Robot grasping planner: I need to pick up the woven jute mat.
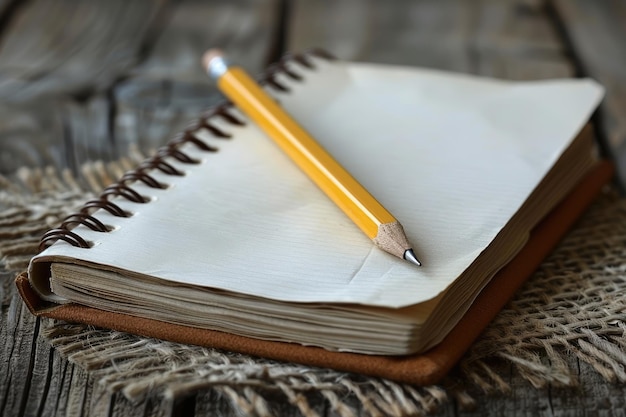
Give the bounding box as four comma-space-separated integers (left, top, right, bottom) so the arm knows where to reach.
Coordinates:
2, 159, 626, 416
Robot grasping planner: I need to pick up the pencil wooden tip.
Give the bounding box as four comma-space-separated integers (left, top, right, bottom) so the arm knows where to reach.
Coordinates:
202, 49, 224, 70
373, 221, 421, 265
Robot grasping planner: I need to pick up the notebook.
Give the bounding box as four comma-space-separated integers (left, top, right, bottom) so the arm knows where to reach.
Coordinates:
17, 50, 613, 385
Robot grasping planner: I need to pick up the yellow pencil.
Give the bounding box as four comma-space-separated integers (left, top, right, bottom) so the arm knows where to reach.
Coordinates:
202, 49, 421, 266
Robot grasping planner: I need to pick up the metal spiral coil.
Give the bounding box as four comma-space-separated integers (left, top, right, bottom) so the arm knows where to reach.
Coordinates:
38, 49, 334, 252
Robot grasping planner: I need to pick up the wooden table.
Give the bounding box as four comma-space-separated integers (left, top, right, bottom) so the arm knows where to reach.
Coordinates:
1, 1, 625, 415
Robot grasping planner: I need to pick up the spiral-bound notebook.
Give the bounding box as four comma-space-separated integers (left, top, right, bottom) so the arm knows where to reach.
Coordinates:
17, 51, 613, 385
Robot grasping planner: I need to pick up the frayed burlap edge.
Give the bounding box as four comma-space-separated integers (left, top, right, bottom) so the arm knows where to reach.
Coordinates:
460, 192, 626, 391
2, 161, 626, 416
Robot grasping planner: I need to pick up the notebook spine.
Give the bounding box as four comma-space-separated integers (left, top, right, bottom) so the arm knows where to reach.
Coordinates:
38, 48, 334, 252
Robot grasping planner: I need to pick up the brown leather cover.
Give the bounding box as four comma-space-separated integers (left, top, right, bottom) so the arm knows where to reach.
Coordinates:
15, 161, 615, 386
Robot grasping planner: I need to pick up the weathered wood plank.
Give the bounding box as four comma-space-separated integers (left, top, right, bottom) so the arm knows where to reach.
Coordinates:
0, 0, 168, 101
133, 0, 279, 82
113, 0, 280, 159
288, 0, 571, 79
0, 293, 41, 417
0, 0, 171, 176
474, 0, 574, 80
288, 0, 475, 72
0, 0, 19, 23
552, 351, 626, 417
476, 55, 573, 80
0, 0, 10, 14
112, 79, 222, 157
140, 396, 172, 417
63, 95, 116, 168
45, 350, 74, 417
62, 365, 93, 417
453, 360, 555, 417
0, 95, 123, 179
552, 0, 626, 187
434, 355, 626, 417
0, 100, 70, 175
194, 390, 245, 417
474, 0, 563, 56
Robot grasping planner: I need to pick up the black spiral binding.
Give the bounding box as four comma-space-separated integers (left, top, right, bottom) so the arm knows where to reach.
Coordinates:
38, 48, 335, 252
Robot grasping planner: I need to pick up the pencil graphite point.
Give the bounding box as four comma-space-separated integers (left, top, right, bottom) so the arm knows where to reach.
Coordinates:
404, 249, 422, 266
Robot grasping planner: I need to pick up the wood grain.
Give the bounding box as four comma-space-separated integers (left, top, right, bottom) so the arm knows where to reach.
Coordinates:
0, 0, 168, 101
474, 0, 573, 80
288, 0, 572, 79
113, 0, 280, 157
0, 100, 69, 174
0, 0, 168, 178
2, 0, 626, 416
133, 0, 279, 82
288, 0, 475, 72
0, 296, 40, 416
552, 0, 626, 188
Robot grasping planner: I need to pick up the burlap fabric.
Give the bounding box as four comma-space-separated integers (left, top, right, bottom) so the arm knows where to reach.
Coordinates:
2, 159, 625, 416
